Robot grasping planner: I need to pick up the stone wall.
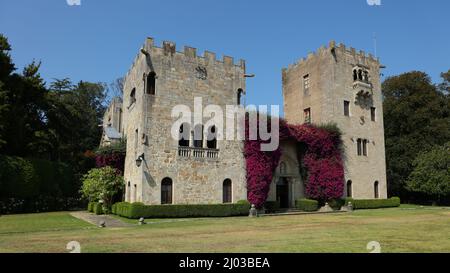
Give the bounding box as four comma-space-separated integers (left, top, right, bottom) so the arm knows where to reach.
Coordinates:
282, 41, 388, 199
122, 38, 247, 204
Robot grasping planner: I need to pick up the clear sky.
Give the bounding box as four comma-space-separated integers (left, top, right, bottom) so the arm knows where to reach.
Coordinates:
1, 0, 449, 113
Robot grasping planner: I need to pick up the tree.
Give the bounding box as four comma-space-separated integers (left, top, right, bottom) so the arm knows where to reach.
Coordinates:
80, 166, 124, 210
45, 79, 107, 176
406, 143, 450, 205
382, 71, 450, 200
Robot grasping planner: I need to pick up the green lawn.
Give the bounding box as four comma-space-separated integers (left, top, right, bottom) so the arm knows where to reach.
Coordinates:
0, 206, 449, 253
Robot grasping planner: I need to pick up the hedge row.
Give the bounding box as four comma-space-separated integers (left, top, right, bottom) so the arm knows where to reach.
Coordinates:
263, 201, 280, 213
112, 201, 251, 219
345, 197, 401, 209
295, 199, 319, 211
0, 155, 77, 198
87, 202, 104, 215
0, 196, 84, 215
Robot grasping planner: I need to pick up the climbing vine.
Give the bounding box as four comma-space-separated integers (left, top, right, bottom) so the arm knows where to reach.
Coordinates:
244, 116, 344, 208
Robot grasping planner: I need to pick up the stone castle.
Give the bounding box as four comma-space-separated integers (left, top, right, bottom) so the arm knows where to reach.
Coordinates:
100, 37, 387, 207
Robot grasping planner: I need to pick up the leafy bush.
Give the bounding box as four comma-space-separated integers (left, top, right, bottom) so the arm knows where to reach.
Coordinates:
328, 198, 345, 210
345, 197, 401, 210
295, 199, 319, 212
406, 143, 450, 204
236, 200, 250, 205
87, 202, 94, 212
113, 202, 251, 219
93, 202, 103, 215
264, 201, 280, 213
80, 166, 124, 209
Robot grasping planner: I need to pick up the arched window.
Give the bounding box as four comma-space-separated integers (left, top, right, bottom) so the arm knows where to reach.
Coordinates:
206, 125, 217, 149
363, 71, 369, 82
237, 88, 243, 105
129, 88, 136, 107
363, 139, 368, 156
353, 69, 358, 81
374, 181, 379, 199
193, 124, 203, 148
346, 180, 352, 198
179, 123, 190, 147
134, 129, 138, 155
357, 138, 362, 156
161, 178, 173, 204
223, 179, 232, 203
127, 181, 131, 202
146, 72, 156, 95
358, 69, 363, 81
279, 162, 287, 174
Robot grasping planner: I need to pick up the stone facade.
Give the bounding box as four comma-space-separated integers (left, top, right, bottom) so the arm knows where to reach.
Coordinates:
107, 38, 389, 207
282, 41, 388, 199
100, 97, 123, 147
121, 38, 247, 204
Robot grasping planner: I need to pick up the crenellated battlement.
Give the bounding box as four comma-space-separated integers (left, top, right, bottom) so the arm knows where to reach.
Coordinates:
285, 40, 379, 72
125, 37, 245, 78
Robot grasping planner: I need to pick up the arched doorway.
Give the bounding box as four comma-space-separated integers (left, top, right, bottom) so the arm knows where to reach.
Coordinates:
276, 177, 290, 209
161, 177, 173, 204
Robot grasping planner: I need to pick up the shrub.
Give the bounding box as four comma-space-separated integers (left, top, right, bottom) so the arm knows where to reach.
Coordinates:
264, 201, 280, 213
111, 203, 117, 214
345, 197, 401, 210
80, 166, 124, 209
113, 202, 251, 219
328, 198, 345, 210
295, 199, 319, 212
236, 200, 250, 205
93, 202, 103, 215
87, 202, 94, 212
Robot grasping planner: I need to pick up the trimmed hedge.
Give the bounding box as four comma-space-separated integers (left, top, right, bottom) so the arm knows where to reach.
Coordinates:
0, 197, 84, 215
328, 198, 345, 210
264, 201, 280, 213
113, 201, 251, 219
0, 155, 76, 198
345, 197, 401, 210
295, 199, 319, 212
87, 202, 94, 213
93, 202, 103, 215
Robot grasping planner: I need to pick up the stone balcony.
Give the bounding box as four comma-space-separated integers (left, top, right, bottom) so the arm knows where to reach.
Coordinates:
353, 80, 373, 90
178, 146, 219, 159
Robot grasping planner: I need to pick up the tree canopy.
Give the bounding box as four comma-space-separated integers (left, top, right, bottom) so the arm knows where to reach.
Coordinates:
382, 70, 450, 202
406, 142, 450, 204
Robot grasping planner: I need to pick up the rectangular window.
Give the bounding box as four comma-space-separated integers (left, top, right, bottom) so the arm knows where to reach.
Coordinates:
363, 139, 368, 156
134, 129, 138, 157
304, 108, 311, 124
357, 138, 362, 156
344, 100, 350, 117
303, 74, 310, 95
371, 107, 376, 122
146, 72, 156, 95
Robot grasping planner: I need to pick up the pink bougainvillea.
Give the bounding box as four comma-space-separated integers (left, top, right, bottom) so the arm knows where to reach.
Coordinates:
95, 152, 125, 175
245, 116, 344, 208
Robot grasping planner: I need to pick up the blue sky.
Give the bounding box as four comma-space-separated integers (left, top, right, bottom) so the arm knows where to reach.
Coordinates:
1, 0, 449, 113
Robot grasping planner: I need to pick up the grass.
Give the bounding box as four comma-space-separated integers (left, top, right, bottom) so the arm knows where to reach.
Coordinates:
0, 206, 449, 253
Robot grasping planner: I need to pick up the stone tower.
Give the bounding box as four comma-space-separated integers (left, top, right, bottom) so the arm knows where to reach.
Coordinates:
282, 41, 387, 199
122, 38, 247, 205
